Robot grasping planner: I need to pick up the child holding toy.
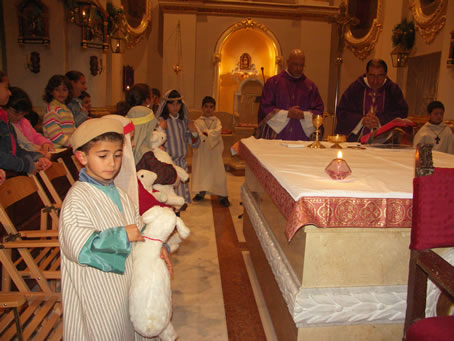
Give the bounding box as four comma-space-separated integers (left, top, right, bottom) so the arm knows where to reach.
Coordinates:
59, 117, 171, 340
155, 89, 200, 203
192, 96, 230, 207
42, 74, 75, 148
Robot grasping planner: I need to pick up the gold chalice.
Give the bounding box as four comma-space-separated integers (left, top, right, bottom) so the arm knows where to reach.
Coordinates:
308, 114, 325, 149
328, 134, 347, 149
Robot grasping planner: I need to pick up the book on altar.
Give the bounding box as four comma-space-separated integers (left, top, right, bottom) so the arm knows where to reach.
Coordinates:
360, 118, 416, 144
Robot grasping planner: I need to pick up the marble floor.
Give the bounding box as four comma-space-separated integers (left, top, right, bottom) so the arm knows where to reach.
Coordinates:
171, 173, 278, 341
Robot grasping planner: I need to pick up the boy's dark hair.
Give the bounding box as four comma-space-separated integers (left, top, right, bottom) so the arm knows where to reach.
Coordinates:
151, 88, 161, 98
115, 101, 129, 116
366, 59, 388, 74
65, 70, 85, 82
77, 132, 124, 153
202, 96, 216, 107
43, 74, 72, 104
126, 83, 151, 108
427, 100, 445, 114
79, 91, 90, 100
160, 90, 184, 120
6, 87, 33, 113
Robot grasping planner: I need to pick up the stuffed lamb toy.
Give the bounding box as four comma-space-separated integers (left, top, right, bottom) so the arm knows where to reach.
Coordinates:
149, 130, 189, 182
137, 169, 186, 252
129, 206, 190, 340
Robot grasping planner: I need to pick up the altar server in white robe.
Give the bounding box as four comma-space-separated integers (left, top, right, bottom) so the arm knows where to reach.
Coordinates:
191, 96, 230, 207
414, 101, 454, 154
59, 118, 151, 340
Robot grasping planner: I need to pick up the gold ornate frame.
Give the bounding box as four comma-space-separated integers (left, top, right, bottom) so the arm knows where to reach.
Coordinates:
409, 0, 447, 44
121, 0, 152, 48
344, 0, 383, 60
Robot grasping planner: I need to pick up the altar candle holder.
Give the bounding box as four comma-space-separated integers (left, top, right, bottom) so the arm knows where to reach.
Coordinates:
325, 151, 352, 180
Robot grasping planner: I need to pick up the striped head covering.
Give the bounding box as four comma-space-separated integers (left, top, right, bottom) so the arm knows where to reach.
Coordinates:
126, 105, 157, 164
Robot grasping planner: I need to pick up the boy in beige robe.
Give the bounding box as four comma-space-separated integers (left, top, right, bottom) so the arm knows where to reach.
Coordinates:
191, 96, 230, 207
414, 101, 454, 155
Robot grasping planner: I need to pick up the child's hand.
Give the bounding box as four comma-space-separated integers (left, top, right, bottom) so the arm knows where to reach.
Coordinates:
37, 157, 52, 171
160, 246, 173, 277
187, 120, 197, 133
125, 224, 145, 242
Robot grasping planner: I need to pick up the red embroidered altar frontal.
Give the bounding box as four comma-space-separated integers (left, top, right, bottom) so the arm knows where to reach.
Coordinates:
239, 140, 413, 241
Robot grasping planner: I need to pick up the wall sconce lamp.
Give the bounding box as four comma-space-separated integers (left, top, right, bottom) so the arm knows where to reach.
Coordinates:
89, 56, 102, 76
123, 65, 134, 91
26, 51, 40, 73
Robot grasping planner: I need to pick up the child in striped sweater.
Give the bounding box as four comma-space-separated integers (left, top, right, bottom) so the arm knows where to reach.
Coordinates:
42, 75, 75, 148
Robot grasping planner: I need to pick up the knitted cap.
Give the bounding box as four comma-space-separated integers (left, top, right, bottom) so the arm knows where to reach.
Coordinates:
70, 118, 124, 152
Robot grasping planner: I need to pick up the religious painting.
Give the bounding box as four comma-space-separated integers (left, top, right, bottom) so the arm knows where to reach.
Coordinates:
409, 0, 447, 44
81, 7, 108, 50
17, 0, 50, 45
121, 0, 151, 47
344, 0, 383, 60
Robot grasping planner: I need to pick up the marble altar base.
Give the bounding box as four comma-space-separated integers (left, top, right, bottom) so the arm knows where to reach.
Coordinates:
242, 167, 411, 341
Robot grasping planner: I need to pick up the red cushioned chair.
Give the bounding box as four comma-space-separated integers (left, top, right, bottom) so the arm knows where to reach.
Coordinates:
403, 145, 454, 341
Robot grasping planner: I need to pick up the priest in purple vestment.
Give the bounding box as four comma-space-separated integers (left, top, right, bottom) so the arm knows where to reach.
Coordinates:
256, 49, 324, 141
335, 59, 408, 142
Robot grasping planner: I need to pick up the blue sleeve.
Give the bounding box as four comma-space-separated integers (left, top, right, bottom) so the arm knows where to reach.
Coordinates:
78, 226, 131, 274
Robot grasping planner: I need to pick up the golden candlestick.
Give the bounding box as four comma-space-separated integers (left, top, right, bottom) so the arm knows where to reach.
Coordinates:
308, 114, 326, 149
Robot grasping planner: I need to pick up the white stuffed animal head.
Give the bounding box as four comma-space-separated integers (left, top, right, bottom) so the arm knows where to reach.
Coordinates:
149, 130, 167, 150
137, 169, 158, 193
142, 206, 190, 242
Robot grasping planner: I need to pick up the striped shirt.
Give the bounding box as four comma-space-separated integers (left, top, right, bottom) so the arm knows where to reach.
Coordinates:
43, 99, 75, 148
164, 116, 200, 202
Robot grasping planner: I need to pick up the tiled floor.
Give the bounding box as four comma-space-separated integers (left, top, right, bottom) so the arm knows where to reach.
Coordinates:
171, 173, 278, 341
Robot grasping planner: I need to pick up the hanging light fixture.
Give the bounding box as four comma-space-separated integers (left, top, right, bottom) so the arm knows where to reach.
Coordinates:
110, 24, 126, 54
172, 21, 183, 74
391, 45, 410, 68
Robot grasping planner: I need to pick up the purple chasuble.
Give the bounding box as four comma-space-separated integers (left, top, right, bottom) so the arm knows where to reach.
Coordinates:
257, 71, 324, 141
335, 75, 408, 142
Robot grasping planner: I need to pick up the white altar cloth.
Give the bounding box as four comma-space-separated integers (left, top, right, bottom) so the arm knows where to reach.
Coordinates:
241, 137, 454, 201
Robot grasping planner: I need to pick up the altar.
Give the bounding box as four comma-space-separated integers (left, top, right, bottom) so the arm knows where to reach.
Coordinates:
239, 137, 454, 341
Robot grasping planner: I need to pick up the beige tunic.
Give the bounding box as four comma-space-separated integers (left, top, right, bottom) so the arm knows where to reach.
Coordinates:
414, 122, 454, 154
59, 182, 152, 340
192, 116, 228, 196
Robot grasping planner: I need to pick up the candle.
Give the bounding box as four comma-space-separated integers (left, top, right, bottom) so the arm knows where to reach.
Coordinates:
325, 151, 352, 180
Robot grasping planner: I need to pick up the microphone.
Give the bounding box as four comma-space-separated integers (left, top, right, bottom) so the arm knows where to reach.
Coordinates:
261, 67, 265, 83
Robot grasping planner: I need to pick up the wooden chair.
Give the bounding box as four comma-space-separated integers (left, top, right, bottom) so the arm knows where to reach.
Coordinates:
0, 176, 62, 340
33, 161, 74, 209
403, 144, 454, 341
0, 176, 61, 289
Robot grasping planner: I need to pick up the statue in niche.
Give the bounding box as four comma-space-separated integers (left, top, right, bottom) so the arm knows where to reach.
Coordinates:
240, 53, 251, 70
231, 53, 257, 80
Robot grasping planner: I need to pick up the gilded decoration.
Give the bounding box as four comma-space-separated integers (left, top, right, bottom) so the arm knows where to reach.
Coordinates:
121, 0, 152, 47
344, 0, 383, 60
409, 0, 447, 44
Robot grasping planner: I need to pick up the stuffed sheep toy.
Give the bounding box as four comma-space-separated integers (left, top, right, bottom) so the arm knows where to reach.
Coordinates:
137, 169, 187, 252
149, 130, 189, 182
129, 206, 190, 340
137, 169, 185, 211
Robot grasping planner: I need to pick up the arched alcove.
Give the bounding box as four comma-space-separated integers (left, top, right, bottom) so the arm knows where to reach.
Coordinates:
212, 18, 282, 113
